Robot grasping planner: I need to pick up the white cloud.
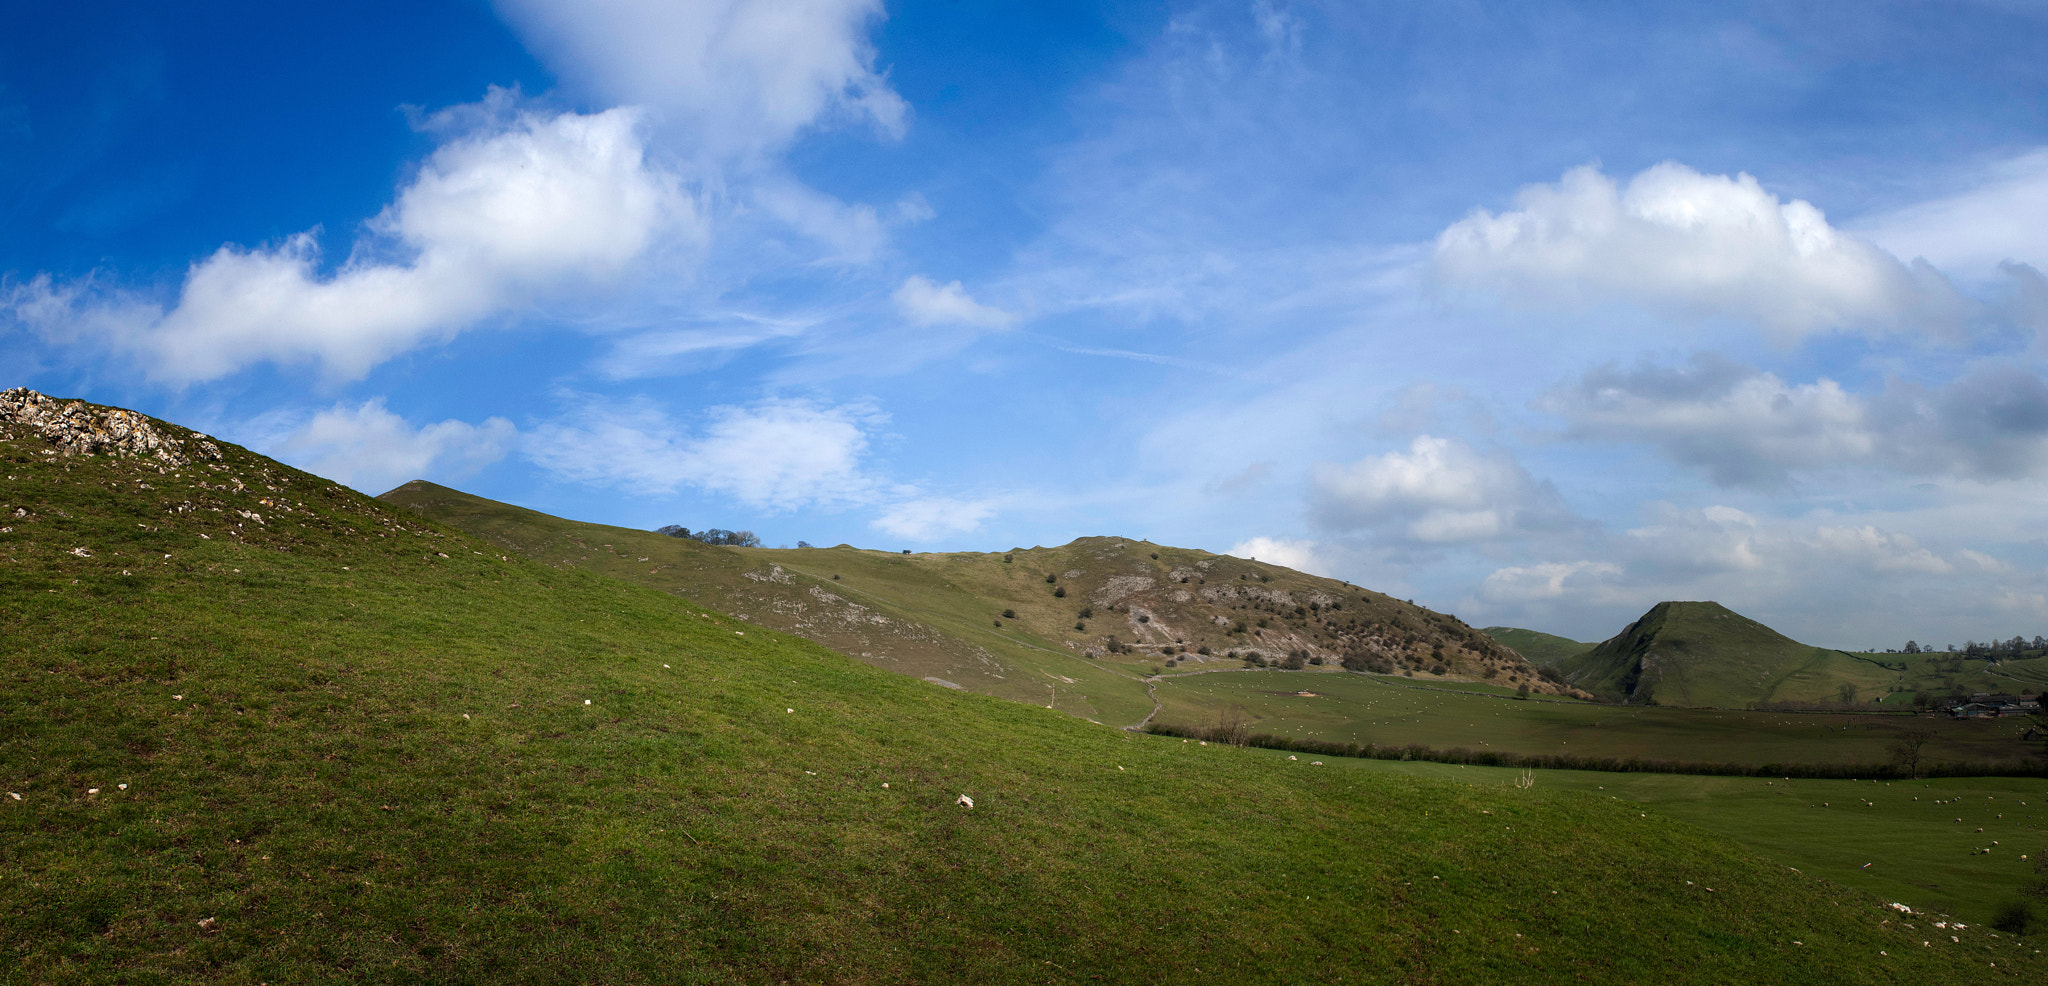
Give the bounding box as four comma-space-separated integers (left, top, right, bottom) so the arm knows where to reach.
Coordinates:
14, 95, 690, 383
1433, 161, 1966, 338
493, 0, 906, 162
1545, 354, 2048, 485
1310, 435, 1574, 543
1225, 536, 1329, 576
1859, 148, 2048, 278
250, 400, 514, 494
1477, 561, 1622, 604
871, 497, 997, 541
1541, 354, 1874, 488
524, 396, 879, 510
1621, 504, 1959, 579
891, 276, 1017, 329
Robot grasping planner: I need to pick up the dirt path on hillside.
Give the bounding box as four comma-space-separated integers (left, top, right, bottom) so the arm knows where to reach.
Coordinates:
1126, 677, 1163, 732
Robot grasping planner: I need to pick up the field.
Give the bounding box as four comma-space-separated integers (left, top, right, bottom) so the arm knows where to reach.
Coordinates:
11, 409, 2041, 982
1325, 756, 2047, 927
1150, 669, 2040, 768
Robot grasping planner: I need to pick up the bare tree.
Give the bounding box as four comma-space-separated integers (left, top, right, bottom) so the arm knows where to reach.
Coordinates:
1888, 726, 1936, 779
1213, 704, 1251, 747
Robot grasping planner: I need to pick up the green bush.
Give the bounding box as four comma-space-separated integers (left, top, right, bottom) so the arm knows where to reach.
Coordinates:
1992, 900, 2038, 936
1002, 608, 1016, 619
1053, 586, 1066, 598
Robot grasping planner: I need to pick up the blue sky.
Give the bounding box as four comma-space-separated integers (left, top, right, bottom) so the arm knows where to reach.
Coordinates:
9, 1, 2048, 648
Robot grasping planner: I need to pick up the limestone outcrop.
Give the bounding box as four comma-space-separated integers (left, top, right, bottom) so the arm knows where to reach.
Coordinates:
0, 388, 220, 468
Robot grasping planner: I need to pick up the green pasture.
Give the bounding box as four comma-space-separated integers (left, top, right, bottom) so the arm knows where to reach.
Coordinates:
1326, 756, 2047, 927
1152, 669, 2039, 767
12, 425, 2038, 982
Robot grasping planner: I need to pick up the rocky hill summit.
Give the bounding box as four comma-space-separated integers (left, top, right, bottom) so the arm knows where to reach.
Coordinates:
0, 387, 222, 469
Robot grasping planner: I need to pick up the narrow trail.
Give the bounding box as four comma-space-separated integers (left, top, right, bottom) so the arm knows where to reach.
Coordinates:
1126, 677, 1163, 731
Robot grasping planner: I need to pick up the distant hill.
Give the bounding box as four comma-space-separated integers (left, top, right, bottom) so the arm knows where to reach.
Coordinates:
1552, 601, 1903, 707
1480, 626, 1594, 667
379, 480, 1589, 722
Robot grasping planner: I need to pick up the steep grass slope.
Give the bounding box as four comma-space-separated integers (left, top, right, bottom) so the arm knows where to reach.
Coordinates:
1557, 601, 1905, 707
1, 392, 2032, 983
381, 481, 1588, 720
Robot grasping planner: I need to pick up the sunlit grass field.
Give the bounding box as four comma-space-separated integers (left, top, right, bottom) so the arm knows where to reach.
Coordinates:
1316, 756, 2047, 926
1151, 669, 2037, 767
3, 406, 2042, 982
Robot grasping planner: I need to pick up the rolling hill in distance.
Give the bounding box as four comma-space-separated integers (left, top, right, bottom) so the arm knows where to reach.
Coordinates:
2, 390, 2042, 983
1484, 602, 2048, 709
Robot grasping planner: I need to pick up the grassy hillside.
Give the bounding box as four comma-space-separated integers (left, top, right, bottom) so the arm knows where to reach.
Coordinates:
1480, 627, 1593, 667
1337, 760, 2048, 929
3, 392, 2036, 982
1558, 601, 1908, 707
380, 480, 1589, 723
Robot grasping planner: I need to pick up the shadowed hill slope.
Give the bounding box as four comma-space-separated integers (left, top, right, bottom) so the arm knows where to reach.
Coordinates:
380, 480, 1591, 722
2, 390, 2028, 983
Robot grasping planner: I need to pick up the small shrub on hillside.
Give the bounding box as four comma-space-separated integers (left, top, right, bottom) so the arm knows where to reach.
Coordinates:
1991, 900, 2037, 936
993, 619, 1003, 627
1308, 656, 1324, 665
1150, 552, 1159, 559
1074, 621, 1086, 631
1053, 586, 1066, 598
1538, 666, 1565, 685
1138, 614, 1150, 623
1484, 666, 1499, 679
1430, 664, 1447, 676
1045, 573, 1056, 583
1002, 609, 1016, 619
1282, 654, 1306, 671
1078, 606, 1094, 619
1197, 645, 1211, 655
1004, 554, 1013, 563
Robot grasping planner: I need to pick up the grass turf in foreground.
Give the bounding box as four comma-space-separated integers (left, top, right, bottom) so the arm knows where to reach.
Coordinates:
1326, 759, 2048, 928
0, 428, 2036, 983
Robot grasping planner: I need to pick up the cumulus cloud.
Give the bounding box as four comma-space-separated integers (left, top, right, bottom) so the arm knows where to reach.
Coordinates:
891, 276, 1017, 329
1541, 354, 1874, 488
493, 0, 906, 162
525, 396, 880, 510
1622, 504, 1956, 579
1433, 161, 1966, 338
1310, 435, 1575, 543
1545, 354, 2048, 485
1477, 561, 1622, 604
12, 95, 690, 383
250, 400, 514, 494
1225, 536, 1329, 576
872, 497, 997, 541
